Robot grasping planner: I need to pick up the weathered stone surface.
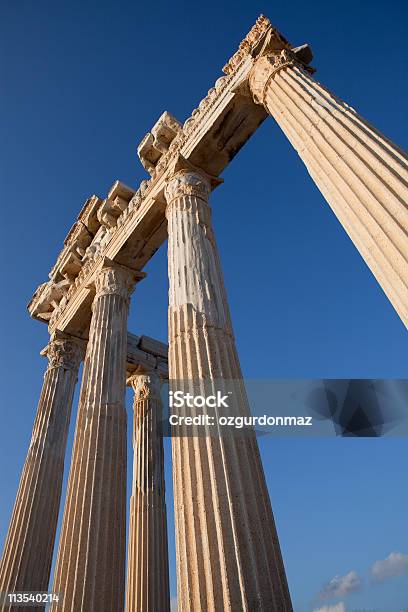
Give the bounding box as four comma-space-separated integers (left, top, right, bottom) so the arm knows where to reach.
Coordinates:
28, 14, 407, 335
126, 333, 168, 379
138, 112, 183, 175
10, 14, 407, 612
0, 334, 83, 612
164, 168, 292, 611
249, 48, 408, 327
126, 370, 170, 612
27, 18, 274, 338
51, 263, 144, 612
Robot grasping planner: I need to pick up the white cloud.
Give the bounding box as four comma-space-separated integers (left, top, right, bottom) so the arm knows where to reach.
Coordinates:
314, 603, 346, 612
319, 570, 361, 600
371, 551, 408, 582
170, 597, 178, 612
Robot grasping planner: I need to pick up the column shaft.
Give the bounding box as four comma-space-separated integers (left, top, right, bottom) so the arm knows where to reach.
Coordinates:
0, 336, 82, 612
165, 170, 292, 611
249, 50, 408, 327
125, 372, 170, 612
51, 263, 141, 612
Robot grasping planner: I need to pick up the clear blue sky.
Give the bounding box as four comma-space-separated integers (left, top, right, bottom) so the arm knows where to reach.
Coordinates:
1, 1, 407, 611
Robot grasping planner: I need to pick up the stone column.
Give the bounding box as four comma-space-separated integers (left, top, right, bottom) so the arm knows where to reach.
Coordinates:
249, 49, 408, 327
125, 371, 170, 612
51, 262, 143, 612
164, 169, 292, 611
0, 334, 83, 611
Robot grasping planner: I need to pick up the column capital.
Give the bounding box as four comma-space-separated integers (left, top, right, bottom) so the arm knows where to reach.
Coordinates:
249, 49, 299, 105
164, 169, 211, 205
127, 370, 162, 402
41, 332, 85, 372
93, 259, 146, 301
164, 155, 222, 208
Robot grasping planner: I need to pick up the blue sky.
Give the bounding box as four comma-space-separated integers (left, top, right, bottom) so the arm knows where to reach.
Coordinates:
1, 1, 407, 610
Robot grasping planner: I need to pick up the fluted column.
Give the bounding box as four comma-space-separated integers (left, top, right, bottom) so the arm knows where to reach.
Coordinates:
165, 169, 292, 611
249, 49, 408, 327
51, 261, 143, 612
125, 371, 170, 612
0, 333, 83, 611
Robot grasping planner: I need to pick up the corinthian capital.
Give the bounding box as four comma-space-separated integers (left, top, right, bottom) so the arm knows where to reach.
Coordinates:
128, 371, 162, 402
249, 49, 298, 105
164, 170, 211, 205
43, 335, 84, 372
94, 260, 145, 301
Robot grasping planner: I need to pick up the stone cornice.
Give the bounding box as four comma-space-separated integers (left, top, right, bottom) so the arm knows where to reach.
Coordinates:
222, 15, 290, 75
28, 15, 306, 338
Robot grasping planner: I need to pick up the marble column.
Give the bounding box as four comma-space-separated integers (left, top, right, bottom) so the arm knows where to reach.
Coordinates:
249, 49, 408, 327
0, 334, 83, 611
125, 371, 170, 612
51, 262, 144, 612
164, 169, 292, 611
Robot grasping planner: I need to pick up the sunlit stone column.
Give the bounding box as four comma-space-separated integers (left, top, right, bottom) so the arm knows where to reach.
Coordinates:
249, 49, 408, 327
51, 261, 143, 612
0, 333, 83, 611
164, 169, 292, 611
125, 370, 170, 612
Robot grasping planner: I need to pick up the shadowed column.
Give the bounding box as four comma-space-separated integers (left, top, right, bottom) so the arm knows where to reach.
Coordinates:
0, 334, 83, 612
125, 370, 170, 612
51, 261, 144, 612
164, 168, 292, 611
249, 48, 408, 327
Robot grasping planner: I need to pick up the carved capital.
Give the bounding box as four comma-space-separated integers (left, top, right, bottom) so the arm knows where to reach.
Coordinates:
128, 371, 162, 402
43, 336, 84, 372
94, 261, 145, 301
164, 170, 211, 206
249, 49, 297, 105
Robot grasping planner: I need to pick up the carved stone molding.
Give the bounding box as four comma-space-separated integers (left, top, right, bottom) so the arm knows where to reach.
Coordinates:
138, 112, 183, 175
249, 49, 298, 105
222, 14, 272, 75
93, 261, 145, 301
128, 371, 162, 402
43, 336, 84, 372
28, 16, 271, 335
164, 170, 211, 206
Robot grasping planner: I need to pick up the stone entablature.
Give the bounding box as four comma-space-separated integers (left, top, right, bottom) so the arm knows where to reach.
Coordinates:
137, 111, 183, 174
27, 15, 314, 338
3, 12, 408, 612
126, 333, 168, 379
222, 14, 288, 75
28, 183, 137, 324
